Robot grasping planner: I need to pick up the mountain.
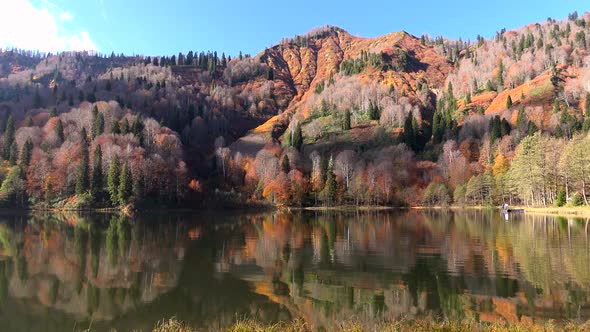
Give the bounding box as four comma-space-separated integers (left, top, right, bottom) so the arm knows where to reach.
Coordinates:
0, 11, 589, 209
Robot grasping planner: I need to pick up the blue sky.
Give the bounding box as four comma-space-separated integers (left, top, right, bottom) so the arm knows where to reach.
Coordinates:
0, 0, 587, 57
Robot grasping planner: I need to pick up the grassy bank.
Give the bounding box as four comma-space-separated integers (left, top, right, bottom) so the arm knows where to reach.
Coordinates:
148, 318, 590, 332
519, 206, 590, 218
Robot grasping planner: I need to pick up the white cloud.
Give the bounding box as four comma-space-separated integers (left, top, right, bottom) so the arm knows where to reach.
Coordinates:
0, 0, 97, 52
59, 11, 73, 21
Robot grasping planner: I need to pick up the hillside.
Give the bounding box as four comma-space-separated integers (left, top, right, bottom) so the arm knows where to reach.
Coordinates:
0, 12, 589, 209
233, 27, 453, 154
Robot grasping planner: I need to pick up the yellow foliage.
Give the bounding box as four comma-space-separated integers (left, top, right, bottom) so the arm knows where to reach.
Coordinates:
492, 154, 509, 177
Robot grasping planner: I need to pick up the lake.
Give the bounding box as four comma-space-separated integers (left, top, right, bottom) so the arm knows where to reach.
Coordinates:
0, 209, 588, 331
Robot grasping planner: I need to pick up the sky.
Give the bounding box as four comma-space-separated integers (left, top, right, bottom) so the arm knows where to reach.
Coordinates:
0, 0, 588, 57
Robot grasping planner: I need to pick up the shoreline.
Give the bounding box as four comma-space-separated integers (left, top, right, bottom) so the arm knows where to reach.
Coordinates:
3, 204, 590, 218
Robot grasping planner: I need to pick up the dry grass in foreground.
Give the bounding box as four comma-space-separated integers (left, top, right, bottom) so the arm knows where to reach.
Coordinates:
150, 317, 590, 332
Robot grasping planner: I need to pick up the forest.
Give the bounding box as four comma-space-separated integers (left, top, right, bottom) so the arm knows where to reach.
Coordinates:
0, 12, 590, 209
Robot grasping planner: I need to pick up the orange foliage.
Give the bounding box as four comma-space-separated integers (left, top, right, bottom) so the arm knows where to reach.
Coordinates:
262, 173, 290, 204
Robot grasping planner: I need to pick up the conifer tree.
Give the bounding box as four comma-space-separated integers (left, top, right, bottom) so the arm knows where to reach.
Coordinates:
325, 156, 337, 204
120, 118, 129, 135
75, 130, 90, 195
107, 155, 120, 206
403, 113, 416, 150
24, 115, 33, 127
292, 124, 303, 150
281, 155, 291, 174
586, 93, 590, 117
91, 145, 103, 198
343, 109, 351, 130
8, 141, 18, 166
506, 95, 513, 109
55, 119, 64, 144
132, 115, 144, 144
118, 162, 133, 205
21, 138, 33, 167
110, 120, 120, 134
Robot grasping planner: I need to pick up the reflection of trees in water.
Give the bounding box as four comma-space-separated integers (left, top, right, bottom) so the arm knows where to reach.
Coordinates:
218, 210, 590, 327
0, 212, 189, 331
0, 211, 291, 332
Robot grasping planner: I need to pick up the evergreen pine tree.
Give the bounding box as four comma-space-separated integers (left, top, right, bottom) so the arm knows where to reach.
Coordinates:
91, 145, 103, 198
432, 111, 443, 143
8, 141, 18, 165
325, 156, 337, 204
110, 120, 120, 134
55, 119, 64, 144
292, 124, 303, 150
21, 138, 33, 167
24, 115, 33, 127
506, 95, 513, 109
120, 118, 129, 135
585, 93, 590, 117
75, 130, 90, 195
343, 109, 351, 130
281, 155, 290, 174
107, 155, 120, 206
516, 107, 527, 128
117, 162, 133, 205
497, 60, 505, 89
49, 107, 57, 118
403, 114, 416, 150
553, 99, 560, 113
93, 113, 104, 138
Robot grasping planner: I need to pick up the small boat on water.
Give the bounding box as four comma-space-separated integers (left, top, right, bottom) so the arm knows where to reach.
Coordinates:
503, 208, 525, 213
500, 204, 525, 214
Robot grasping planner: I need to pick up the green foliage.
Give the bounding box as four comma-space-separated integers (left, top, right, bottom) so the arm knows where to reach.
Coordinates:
585, 93, 590, 117
516, 107, 527, 128
422, 182, 451, 206
75, 132, 90, 195
55, 119, 64, 144
403, 113, 417, 150
324, 156, 337, 204
24, 115, 33, 127
281, 155, 290, 174
339, 50, 387, 75
506, 95, 513, 109
8, 142, 18, 166
291, 123, 303, 151
367, 101, 381, 121
342, 109, 351, 130
132, 115, 144, 144
91, 145, 103, 199
555, 189, 566, 207
453, 184, 467, 206
20, 138, 33, 167
0, 166, 24, 205
110, 120, 120, 134
118, 162, 133, 205
91, 106, 105, 138
572, 193, 585, 207
314, 81, 325, 94
107, 155, 120, 206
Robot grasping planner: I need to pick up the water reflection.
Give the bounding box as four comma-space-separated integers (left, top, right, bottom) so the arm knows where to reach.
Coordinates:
217, 210, 590, 328
0, 210, 588, 330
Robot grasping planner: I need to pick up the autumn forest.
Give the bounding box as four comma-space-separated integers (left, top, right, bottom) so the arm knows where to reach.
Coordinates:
1, 12, 590, 210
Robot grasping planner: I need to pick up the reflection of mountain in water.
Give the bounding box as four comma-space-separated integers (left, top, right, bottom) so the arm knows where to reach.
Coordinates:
0, 212, 290, 332
216, 211, 590, 329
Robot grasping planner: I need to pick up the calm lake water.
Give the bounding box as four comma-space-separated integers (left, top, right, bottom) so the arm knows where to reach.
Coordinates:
0, 210, 589, 331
